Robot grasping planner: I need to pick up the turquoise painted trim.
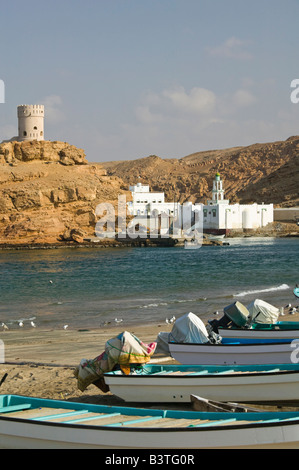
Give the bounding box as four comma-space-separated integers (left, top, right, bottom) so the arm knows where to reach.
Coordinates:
31, 409, 89, 421
0, 404, 31, 413
191, 418, 237, 427
65, 412, 121, 424
105, 363, 299, 377
105, 416, 164, 427
2, 395, 299, 427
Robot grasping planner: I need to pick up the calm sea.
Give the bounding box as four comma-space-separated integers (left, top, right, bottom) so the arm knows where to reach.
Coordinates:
0, 237, 298, 330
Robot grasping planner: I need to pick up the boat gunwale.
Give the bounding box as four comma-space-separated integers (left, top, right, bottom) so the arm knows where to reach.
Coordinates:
168, 340, 295, 347
104, 368, 299, 379
218, 326, 299, 333
2, 413, 299, 434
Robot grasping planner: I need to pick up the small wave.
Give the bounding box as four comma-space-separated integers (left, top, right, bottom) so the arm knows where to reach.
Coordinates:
234, 284, 290, 298
140, 302, 168, 309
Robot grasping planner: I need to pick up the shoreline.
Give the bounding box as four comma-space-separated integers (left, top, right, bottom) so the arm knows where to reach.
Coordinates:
0, 231, 298, 251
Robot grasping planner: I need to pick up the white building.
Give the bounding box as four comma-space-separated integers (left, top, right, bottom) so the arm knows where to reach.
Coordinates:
197, 172, 273, 233
128, 183, 180, 217
17, 104, 44, 142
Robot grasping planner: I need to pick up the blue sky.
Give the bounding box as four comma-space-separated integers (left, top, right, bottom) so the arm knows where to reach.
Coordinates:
0, 0, 299, 162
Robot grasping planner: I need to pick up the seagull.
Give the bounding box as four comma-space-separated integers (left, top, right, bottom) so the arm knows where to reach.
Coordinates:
114, 318, 123, 323
30, 321, 36, 328
18, 321, 24, 327
1, 322, 9, 330
63, 325, 69, 330
286, 304, 292, 308
166, 316, 176, 324
290, 308, 297, 315
49, 280, 53, 284
213, 311, 220, 316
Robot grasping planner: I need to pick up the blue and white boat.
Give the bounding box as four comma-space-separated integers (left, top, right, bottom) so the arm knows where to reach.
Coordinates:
2, 394, 299, 448
209, 299, 299, 340
104, 363, 299, 405
168, 337, 298, 365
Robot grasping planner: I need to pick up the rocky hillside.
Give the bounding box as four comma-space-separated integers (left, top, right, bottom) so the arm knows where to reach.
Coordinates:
102, 136, 299, 207
0, 141, 129, 245
0, 136, 298, 246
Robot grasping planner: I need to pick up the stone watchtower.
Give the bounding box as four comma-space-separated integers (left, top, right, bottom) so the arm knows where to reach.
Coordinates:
17, 104, 44, 142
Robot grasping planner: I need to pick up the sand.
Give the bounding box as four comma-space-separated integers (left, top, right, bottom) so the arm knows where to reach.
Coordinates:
0, 322, 175, 405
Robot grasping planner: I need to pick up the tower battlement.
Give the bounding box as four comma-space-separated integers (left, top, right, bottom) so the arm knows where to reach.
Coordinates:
17, 104, 44, 141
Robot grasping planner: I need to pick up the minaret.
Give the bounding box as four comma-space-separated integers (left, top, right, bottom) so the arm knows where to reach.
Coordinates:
212, 172, 224, 203
17, 104, 44, 142
207, 172, 229, 205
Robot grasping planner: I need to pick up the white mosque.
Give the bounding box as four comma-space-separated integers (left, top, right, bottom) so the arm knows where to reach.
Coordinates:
128, 173, 273, 234
198, 172, 273, 233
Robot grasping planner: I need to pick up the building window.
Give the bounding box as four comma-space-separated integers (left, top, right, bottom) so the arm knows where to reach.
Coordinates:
33, 126, 37, 130
212, 209, 217, 217
203, 209, 207, 217
23, 131, 27, 136
40, 131, 43, 136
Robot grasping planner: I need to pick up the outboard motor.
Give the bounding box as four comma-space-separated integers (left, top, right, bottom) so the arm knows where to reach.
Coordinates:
208, 301, 250, 333
208, 314, 232, 334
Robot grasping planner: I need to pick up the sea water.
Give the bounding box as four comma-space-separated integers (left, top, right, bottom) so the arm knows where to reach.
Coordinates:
0, 237, 298, 330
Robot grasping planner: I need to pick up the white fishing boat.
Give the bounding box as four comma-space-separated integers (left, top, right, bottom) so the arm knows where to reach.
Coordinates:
208, 299, 299, 340
104, 363, 299, 405
168, 338, 296, 365
2, 394, 299, 449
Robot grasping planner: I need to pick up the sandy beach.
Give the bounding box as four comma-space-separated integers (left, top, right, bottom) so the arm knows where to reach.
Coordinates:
0, 322, 176, 405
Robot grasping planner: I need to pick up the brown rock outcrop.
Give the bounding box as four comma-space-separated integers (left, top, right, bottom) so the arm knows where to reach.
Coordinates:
0, 140, 130, 245
0, 140, 87, 166
103, 136, 299, 207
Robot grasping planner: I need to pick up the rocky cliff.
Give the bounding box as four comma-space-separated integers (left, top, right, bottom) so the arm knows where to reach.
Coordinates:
103, 136, 299, 207
0, 141, 129, 245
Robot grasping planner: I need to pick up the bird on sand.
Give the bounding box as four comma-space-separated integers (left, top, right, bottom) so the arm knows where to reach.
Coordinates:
30, 321, 36, 328
166, 316, 176, 324
1, 322, 9, 330
114, 318, 123, 323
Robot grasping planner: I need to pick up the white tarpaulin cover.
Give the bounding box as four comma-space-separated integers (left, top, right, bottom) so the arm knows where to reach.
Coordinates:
156, 312, 209, 354
247, 299, 279, 324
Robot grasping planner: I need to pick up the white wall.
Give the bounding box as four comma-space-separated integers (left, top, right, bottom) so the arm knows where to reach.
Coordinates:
202, 203, 273, 230
18, 105, 44, 141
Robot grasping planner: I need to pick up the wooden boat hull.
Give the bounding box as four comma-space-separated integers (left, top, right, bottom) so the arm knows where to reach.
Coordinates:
104, 364, 299, 404
168, 339, 297, 365
2, 395, 299, 449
